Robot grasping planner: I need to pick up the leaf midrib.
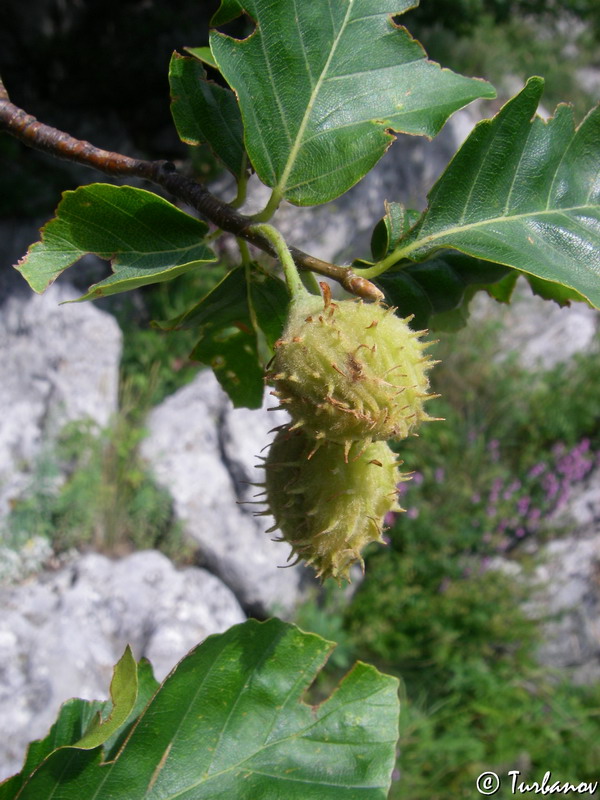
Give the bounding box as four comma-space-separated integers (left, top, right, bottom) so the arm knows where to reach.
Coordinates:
398, 203, 600, 260
52, 213, 211, 262
162, 683, 396, 799
274, 0, 354, 199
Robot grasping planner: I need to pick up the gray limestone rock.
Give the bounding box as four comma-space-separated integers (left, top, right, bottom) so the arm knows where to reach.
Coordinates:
472, 279, 598, 370
568, 474, 600, 530
0, 536, 54, 585
0, 280, 122, 519
0, 550, 245, 782
489, 470, 600, 687
528, 530, 600, 685
140, 369, 310, 616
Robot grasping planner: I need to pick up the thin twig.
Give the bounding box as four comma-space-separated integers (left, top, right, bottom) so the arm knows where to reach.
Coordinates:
0, 79, 384, 302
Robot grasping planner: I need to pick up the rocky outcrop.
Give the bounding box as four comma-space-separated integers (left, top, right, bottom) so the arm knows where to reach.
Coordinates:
529, 532, 600, 685
526, 475, 600, 684
140, 369, 311, 617
0, 277, 122, 519
488, 474, 600, 685
473, 280, 599, 370
0, 550, 245, 782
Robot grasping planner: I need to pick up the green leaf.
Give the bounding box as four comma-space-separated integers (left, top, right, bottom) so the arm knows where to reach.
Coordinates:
74, 646, 137, 749
0, 655, 158, 800
15, 184, 216, 298
248, 269, 290, 349
525, 274, 589, 306
487, 271, 519, 304
190, 322, 263, 409
157, 267, 264, 408
0, 699, 103, 800
102, 659, 159, 760
158, 266, 248, 332
185, 46, 219, 71
154, 266, 289, 408
209, 0, 495, 206
394, 78, 600, 308
371, 202, 422, 260
169, 52, 246, 178
188, 286, 263, 408
374, 252, 511, 330
12, 620, 400, 800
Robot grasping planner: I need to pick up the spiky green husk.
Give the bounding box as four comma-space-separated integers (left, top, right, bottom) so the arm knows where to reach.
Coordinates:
262, 428, 405, 582
268, 294, 437, 447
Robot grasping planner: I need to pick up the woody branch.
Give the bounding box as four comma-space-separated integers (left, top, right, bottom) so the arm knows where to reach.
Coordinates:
0, 77, 383, 302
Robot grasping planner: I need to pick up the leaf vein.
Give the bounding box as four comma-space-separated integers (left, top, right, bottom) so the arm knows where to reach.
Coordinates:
405, 205, 600, 258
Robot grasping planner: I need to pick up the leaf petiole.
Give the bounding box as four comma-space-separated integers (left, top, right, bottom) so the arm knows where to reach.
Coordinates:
237, 237, 251, 266
250, 189, 283, 223
355, 247, 412, 279
249, 223, 308, 299
230, 154, 249, 209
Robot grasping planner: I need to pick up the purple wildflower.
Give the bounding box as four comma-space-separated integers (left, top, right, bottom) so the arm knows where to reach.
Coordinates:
528, 462, 546, 479
488, 438, 500, 463
517, 496, 530, 516
556, 442, 593, 482
554, 483, 571, 511
489, 477, 503, 504
542, 472, 560, 501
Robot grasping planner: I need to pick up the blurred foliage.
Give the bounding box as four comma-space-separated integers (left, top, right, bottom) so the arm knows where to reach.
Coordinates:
393, 678, 600, 799
403, 0, 600, 35
403, 2, 599, 116
295, 304, 600, 799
